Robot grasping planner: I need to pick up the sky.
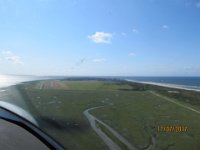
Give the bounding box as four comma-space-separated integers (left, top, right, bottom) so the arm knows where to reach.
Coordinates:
0, 0, 200, 76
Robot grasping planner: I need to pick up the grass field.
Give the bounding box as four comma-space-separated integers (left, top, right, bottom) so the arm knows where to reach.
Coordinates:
8, 79, 200, 150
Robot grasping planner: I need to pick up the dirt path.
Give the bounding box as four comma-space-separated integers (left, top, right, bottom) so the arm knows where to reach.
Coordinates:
84, 107, 121, 150
150, 91, 200, 114
95, 115, 137, 150
83, 106, 137, 150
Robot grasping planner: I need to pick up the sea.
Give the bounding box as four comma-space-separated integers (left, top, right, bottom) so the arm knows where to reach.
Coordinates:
122, 76, 200, 91
0, 74, 67, 88
0, 74, 42, 88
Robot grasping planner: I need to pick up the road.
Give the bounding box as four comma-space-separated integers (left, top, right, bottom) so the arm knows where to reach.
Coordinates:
83, 106, 137, 150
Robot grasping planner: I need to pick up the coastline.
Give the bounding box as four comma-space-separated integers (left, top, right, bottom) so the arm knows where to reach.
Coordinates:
125, 79, 200, 92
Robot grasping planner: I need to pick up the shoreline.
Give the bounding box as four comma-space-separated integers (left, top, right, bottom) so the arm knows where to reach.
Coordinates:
125, 79, 200, 92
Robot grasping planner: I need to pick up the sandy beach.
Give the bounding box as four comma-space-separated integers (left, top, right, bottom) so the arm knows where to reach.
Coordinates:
126, 79, 200, 92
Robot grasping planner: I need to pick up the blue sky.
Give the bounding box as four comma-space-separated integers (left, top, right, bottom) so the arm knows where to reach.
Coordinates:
0, 0, 200, 76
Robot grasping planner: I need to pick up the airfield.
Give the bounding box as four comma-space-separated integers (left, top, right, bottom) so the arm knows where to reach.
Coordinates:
4, 79, 200, 150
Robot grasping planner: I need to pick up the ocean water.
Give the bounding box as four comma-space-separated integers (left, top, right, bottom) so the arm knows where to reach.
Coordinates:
122, 76, 200, 90
0, 74, 41, 88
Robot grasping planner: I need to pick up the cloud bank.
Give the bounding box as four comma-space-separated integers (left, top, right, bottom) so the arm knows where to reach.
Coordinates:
88, 32, 112, 44
2, 50, 24, 65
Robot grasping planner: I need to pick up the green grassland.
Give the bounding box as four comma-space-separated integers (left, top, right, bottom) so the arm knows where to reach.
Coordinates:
10, 79, 200, 150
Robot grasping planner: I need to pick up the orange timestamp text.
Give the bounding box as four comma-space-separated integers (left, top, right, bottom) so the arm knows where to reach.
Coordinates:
157, 125, 189, 133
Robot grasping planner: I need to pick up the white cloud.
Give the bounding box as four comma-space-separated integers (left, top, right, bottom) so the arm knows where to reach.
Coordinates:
162, 25, 169, 29
92, 58, 106, 63
121, 32, 127, 36
196, 1, 200, 8
6, 56, 24, 65
129, 52, 135, 57
2, 50, 13, 55
88, 32, 112, 44
132, 29, 139, 33
2, 50, 24, 65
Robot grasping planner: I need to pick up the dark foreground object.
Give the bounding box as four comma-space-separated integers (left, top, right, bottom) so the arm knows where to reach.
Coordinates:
0, 107, 65, 150
0, 118, 49, 150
